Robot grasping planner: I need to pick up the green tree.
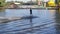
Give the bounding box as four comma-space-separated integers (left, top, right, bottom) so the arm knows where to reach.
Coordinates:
55, 0, 60, 4
0, 0, 5, 7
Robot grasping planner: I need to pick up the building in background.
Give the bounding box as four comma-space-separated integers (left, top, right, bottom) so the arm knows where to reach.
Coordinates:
48, 0, 56, 7
37, 0, 43, 6
38, 0, 41, 5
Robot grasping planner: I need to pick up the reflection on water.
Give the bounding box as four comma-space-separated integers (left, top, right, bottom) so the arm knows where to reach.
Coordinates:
0, 9, 6, 17
0, 9, 60, 34
55, 9, 60, 34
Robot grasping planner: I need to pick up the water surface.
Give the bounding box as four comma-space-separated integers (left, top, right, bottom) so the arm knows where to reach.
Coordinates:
0, 9, 60, 34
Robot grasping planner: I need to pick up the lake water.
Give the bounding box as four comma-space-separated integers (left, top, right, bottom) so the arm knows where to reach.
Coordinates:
0, 9, 60, 34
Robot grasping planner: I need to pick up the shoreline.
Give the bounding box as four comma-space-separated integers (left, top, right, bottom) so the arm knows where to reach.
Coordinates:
5, 7, 56, 10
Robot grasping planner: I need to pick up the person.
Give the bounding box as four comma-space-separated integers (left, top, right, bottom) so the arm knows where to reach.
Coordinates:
30, 8, 32, 14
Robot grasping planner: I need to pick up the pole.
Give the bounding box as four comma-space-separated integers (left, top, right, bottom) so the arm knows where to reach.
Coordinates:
44, 2, 46, 7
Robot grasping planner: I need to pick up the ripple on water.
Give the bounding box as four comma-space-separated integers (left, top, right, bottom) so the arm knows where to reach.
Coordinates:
0, 9, 59, 34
